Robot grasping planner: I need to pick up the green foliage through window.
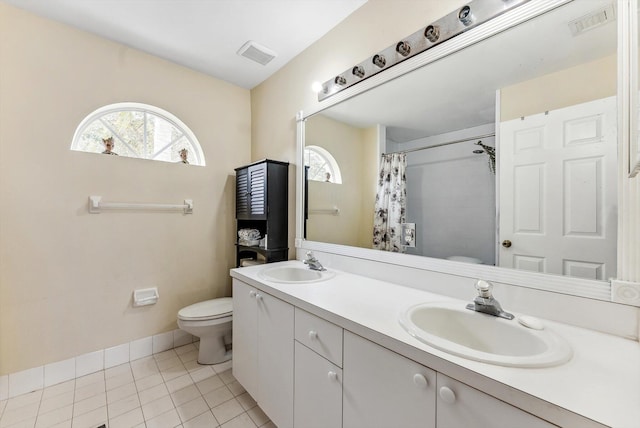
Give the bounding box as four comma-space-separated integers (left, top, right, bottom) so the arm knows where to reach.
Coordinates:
71, 103, 205, 166
304, 145, 342, 184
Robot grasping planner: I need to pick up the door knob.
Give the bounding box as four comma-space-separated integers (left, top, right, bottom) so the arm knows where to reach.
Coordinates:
502, 240, 512, 248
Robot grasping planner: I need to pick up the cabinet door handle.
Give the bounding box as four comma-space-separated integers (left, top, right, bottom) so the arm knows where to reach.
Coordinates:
255, 293, 263, 301
439, 386, 456, 404
308, 330, 318, 340
249, 290, 256, 298
413, 374, 428, 388
327, 371, 338, 381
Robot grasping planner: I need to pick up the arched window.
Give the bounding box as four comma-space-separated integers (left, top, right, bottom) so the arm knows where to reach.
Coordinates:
71, 103, 205, 166
304, 145, 342, 184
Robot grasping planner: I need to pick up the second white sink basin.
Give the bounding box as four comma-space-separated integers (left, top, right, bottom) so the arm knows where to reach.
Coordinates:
258, 266, 335, 283
399, 302, 572, 368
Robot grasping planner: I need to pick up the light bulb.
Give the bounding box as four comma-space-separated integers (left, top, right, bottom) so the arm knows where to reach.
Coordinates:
311, 81, 323, 93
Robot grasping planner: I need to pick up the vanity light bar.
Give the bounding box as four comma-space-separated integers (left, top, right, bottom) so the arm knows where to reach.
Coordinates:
318, 0, 531, 101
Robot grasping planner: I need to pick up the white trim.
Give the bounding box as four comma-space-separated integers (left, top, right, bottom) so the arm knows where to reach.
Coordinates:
296, 111, 306, 244
630, 0, 640, 177
617, 0, 631, 281
0, 376, 7, 401
2, 329, 196, 399
618, 0, 640, 284
297, 240, 611, 301
494, 89, 502, 268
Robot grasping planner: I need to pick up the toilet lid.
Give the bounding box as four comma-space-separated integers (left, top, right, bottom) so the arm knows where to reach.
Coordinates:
178, 297, 232, 321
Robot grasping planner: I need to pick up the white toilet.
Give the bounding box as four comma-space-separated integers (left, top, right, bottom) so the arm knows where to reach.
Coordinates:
177, 297, 232, 365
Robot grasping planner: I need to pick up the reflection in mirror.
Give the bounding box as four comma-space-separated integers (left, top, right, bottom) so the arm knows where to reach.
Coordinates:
305, 145, 343, 183
304, 0, 617, 281
71, 102, 206, 166
304, 115, 378, 247
634, 0, 640, 177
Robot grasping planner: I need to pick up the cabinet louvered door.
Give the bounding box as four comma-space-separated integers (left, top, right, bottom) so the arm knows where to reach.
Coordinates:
248, 163, 267, 219
234, 159, 289, 266
236, 167, 250, 218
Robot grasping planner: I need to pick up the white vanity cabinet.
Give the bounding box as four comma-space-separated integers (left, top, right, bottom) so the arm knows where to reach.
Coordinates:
436, 374, 557, 428
232, 279, 294, 428
293, 309, 344, 428
343, 331, 437, 428
294, 342, 342, 428
342, 331, 557, 428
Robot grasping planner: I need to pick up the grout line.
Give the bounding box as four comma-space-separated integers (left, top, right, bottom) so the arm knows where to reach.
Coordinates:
1, 355, 256, 428
70, 378, 77, 428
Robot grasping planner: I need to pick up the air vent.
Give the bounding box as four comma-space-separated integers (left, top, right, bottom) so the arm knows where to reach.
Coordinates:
568, 3, 616, 36
237, 40, 277, 66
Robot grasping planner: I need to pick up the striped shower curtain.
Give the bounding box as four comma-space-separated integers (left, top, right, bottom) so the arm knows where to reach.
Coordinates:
372, 152, 407, 252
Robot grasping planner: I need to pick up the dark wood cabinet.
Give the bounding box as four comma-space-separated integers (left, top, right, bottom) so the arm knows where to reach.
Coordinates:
235, 159, 289, 267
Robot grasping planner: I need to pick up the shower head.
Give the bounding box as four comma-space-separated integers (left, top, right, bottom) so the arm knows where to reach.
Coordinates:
473, 149, 484, 154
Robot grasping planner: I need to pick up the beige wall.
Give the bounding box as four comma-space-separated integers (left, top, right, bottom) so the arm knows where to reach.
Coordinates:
0, 4, 251, 374
305, 115, 376, 247
358, 126, 378, 248
250, 0, 467, 256
500, 55, 617, 121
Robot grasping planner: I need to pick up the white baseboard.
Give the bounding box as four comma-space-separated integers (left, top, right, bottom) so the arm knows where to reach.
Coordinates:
0, 329, 195, 400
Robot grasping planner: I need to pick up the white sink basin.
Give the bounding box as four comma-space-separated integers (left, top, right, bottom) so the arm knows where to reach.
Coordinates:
258, 266, 335, 283
399, 302, 572, 368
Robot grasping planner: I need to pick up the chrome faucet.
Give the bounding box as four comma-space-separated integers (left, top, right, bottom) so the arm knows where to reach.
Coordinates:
303, 251, 325, 271
466, 280, 514, 320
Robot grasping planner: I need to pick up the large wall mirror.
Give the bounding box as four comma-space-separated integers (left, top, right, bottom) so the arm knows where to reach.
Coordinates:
298, 0, 628, 302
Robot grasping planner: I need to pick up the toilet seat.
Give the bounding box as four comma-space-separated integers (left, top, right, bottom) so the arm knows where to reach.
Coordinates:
178, 297, 232, 321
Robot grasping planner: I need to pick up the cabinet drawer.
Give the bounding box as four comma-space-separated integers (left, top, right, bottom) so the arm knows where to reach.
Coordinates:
295, 308, 343, 367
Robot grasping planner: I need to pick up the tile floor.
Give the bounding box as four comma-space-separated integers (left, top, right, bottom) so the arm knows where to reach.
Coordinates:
0, 344, 274, 428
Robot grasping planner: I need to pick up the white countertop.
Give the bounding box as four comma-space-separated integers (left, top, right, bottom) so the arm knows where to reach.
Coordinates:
230, 261, 640, 428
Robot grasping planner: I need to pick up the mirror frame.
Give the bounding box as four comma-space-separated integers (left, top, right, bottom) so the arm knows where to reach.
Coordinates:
296, 0, 640, 306
631, 0, 640, 177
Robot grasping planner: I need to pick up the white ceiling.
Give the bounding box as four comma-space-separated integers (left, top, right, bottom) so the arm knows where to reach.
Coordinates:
0, 0, 367, 89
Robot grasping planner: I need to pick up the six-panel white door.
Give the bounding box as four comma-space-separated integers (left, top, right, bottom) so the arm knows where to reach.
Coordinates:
498, 96, 617, 280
